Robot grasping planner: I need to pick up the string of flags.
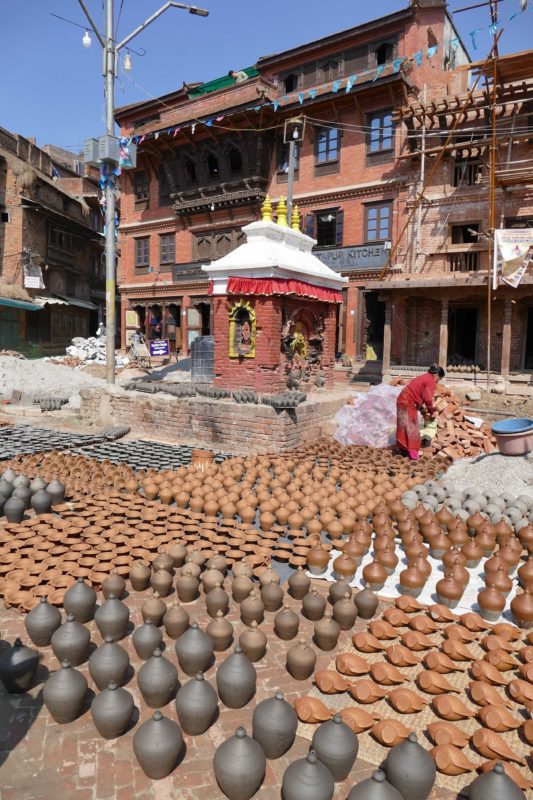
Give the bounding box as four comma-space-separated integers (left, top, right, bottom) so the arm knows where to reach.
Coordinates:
121, 4, 528, 146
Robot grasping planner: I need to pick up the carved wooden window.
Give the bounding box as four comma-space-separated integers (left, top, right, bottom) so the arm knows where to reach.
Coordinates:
206, 153, 219, 178
183, 158, 197, 185
227, 147, 243, 174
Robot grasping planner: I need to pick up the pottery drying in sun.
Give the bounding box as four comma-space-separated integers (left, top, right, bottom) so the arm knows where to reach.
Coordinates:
383, 607, 410, 627
416, 670, 459, 695
471, 659, 508, 686
471, 728, 524, 764
371, 719, 411, 747
400, 630, 436, 651
335, 653, 370, 676
469, 680, 513, 708
508, 678, 533, 705
348, 679, 389, 704
388, 688, 427, 714
477, 704, 521, 732
395, 595, 422, 613
293, 696, 334, 724
430, 745, 476, 775
477, 760, 533, 792
484, 648, 516, 671
428, 604, 459, 623
368, 620, 398, 641
423, 651, 466, 674
385, 644, 420, 668
441, 638, 475, 662
339, 706, 379, 734
426, 721, 469, 748
408, 615, 439, 635
442, 624, 478, 643
460, 612, 490, 632
352, 632, 387, 653
314, 670, 349, 694
431, 695, 475, 720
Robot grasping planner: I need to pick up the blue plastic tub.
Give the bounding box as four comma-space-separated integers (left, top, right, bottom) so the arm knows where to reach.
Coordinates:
490, 418, 533, 456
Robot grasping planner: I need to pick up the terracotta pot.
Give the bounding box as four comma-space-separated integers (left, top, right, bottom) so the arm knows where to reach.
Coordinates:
239, 621, 267, 662
511, 587, 533, 628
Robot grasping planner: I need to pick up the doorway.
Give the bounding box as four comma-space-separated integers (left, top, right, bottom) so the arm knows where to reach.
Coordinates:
448, 306, 478, 363
364, 291, 385, 360
525, 308, 533, 370
165, 304, 181, 353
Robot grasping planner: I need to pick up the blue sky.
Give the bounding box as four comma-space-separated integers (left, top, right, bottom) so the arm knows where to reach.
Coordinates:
1, 0, 530, 152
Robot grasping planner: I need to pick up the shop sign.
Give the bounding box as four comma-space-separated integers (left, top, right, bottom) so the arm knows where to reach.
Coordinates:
149, 338, 170, 357
316, 243, 389, 272
493, 228, 533, 288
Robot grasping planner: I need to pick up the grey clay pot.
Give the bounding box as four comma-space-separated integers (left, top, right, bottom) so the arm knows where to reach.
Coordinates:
0, 638, 40, 693
24, 597, 61, 646
288, 567, 311, 600
50, 613, 90, 667
347, 770, 403, 800
43, 660, 88, 723
63, 578, 97, 623
175, 671, 218, 735
213, 726, 266, 800
133, 710, 184, 779
4, 496, 25, 523
383, 733, 436, 800
94, 593, 130, 641
354, 587, 379, 619
252, 691, 297, 759
137, 648, 178, 707
274, 606, 300, 640
175, 622, 214, 676
31, 489, 53, 514
132, 619, 163, 660
216, 645, 256, 709
311, 713, 359, 781
281, 749, 334, 800
46, 479, 65, 505
468, 761, 525, 800
91, 680, 134, 739
88, 635, 130, 690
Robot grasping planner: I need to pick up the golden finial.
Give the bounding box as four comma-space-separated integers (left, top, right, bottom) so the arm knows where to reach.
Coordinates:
261, 195, 273, 223
291, 204, 301, 231
277, 197, 288, 227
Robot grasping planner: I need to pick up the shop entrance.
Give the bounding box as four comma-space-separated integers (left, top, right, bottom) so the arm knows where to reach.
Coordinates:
165, 304, 181, 352
448, 306, 478, 364
364, 291, 385, 360
524, 308, 533, 370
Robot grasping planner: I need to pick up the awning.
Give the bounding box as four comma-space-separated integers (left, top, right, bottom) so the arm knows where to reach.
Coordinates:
216, 276, 343, 303
0, 297, 42, 312
57, 295, 98, 311
32, 295, 69, 307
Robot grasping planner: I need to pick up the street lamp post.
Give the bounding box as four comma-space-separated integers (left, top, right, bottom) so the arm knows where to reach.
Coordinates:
78, 0, 209, 383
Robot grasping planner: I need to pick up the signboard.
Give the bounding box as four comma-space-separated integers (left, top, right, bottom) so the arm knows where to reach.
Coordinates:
316, 243, 389, 272
149, 338, 170, 357
24, 275, 43, 289
493, 229, 533, 289
172, 263, 206, 282
125, 309, 139, 327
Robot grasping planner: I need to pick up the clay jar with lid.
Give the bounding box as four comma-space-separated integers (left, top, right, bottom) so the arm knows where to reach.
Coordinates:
286, 638, 317, 680
518, 555, 533, 590
252, 691, 298, 759
477, 586, 505, 622
510, 587, 533, 628
332, 553, 356, 582
498, 540, 521, 572
443, 547, 466, 570
362, 562, 387, 592
129, 562, 151, 592
333, 594, 357, 631
376, 545, 399, 576
232, 575, 254, 603
307, 544, 330, 576
435, 573, 463, 609
175, 671, 218, 735
399, 565, 425, 598
261, 580, 284, 612
288, 567, 310, 600
207, 611, 234, 651
274, 605, 299, 640
329, 580, 352, 606
429, 532, 451, 560
461, 538, 483, 568
485, 565, 513, 596
312, 713, 359, 782
239, 621, 267, 662
141, 593, 167, 626
354, 585, 379, 619
448, 520, 469, 548
342, 536, 365, 566
302, 590, 326, 621
467, 512, 487, 536
314, 613, 340, 651
449, 559, 469, 589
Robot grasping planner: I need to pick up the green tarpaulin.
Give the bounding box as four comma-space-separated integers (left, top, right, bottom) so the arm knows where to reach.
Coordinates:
188, 67, 259, 97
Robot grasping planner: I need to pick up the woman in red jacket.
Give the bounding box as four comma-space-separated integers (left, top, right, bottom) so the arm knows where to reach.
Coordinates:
396, 365, 445, 460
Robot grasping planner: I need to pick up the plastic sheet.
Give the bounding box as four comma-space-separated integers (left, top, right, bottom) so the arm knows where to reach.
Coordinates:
334, 384, 403, 448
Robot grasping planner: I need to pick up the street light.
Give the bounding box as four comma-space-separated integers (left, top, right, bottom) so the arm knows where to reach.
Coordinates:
78, 0, 209, 384
123, 52, 132, 71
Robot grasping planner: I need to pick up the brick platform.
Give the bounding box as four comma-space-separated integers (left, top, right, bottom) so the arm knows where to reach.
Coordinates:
0, 584, 454, 800
79, 387, 352, 454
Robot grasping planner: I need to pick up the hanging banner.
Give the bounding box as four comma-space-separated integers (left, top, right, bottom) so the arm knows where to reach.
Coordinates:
493, 229, 533, 289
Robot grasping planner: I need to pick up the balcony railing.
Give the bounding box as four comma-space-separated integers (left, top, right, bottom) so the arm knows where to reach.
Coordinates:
447, 251, 480, 272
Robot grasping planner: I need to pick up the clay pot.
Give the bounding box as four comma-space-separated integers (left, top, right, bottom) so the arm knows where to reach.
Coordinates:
478, 587, 505, 622
175, 671, 218, 735
163, 602, 189, 639
167, 542, 187, 568
486, 565, 512, 596
138, 647, 178, 708
206, 584, 230, 618
333, 594, 357, 630
469, 761, 525, 800
175, 622, 214, 676
0, 638, 40, 693
430, 744, 476, 775
207, 611, 234, 651
518, 555, 533, 590
478, 705, 521, 732
240, 591, 265, 626
141, 593, 167, 626
307, 544, 330, 575
471, 728, 523, 763
311, 713, 359, 782
354, 586, 379, 619
46, 479, 65, 505
150, 569, 173, 598
388, 687, 427, 713
384, 733, 436, 800
89, 635, 129, 689
91, 681, 134, 739
43, 660, 88, 723
314, 613, 340, 651
332, 553, 357, 582
385, 644, 419, 668
4, 497, 25, 523
288, 567, 311, 600
511, 588, 533, 628
176, 573, 200, 603
302, 590, 326, 621
101, 573, 126, 600
274, 605, 299, 640
362, 561, 387, 591
213, 727, 266, 800
347, 769, 403, 800
370, 662, 405, 686
399, 566, 426, 598
431, 694, 474, 720
462, 538, 483, 568
286, 638, 316, 680
281, 749, 334, 800
216, 645, 256, 708
31, 489, 53, 514
232, 575, 254, 603
133, 710, 184, 779
95, 594, 130, 642
132, 619, 163, 660
62, 578, 97, 621
252, 691, 297, 759
51, 613, 90, 666
435, 574, 463, 608
329, 580, 353, 606
314, 669, 348, 694
260, 580, 284, 612
129, 562, 151, 591
24, 597, 61, 646
239, 621, 267, 662
202, 568, 224, 594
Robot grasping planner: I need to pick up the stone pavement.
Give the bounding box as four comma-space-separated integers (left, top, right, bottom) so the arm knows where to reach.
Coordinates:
0, 584, 457, 800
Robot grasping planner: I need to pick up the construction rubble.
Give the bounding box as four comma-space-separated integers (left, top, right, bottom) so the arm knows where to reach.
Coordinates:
64, 336, 127, 367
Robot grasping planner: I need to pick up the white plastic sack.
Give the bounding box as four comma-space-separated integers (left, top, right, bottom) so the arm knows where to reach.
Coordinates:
334, 383, 403, 448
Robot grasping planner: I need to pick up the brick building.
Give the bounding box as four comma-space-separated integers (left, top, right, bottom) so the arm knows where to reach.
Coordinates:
116, 0, 469, 357
372, 49, 533, 388
0, 129, 105, 353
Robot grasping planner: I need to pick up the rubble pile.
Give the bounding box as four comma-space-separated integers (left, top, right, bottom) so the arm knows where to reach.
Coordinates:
64, 336, 126, 367
391, 378, 497, 459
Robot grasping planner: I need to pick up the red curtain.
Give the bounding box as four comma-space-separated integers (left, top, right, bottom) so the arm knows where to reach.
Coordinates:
209, 277, 342, 303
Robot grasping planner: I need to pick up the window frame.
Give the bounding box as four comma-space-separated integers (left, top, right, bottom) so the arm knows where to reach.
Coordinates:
366, 110, 394, 156
314, 126, 340, 166
158, 165, 172, 206
364, 201, 392, 243
135, 236, 150, 270
277, 140, 300, 177
133, 170, 150, 202
227, 146, 243, 175
159, 233, 175, 270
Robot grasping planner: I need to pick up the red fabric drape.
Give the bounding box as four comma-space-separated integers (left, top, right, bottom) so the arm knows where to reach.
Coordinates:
208, 277, 342, 303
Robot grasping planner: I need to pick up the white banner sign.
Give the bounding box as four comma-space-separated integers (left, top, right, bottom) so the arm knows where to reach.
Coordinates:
493, 228, 533, 289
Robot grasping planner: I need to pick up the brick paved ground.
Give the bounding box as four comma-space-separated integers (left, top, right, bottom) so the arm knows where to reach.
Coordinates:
0, 584, 457, 800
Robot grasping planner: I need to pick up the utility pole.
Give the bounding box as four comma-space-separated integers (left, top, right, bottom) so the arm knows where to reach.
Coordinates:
283, 117, 305, 221
78, 1, 208, 383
